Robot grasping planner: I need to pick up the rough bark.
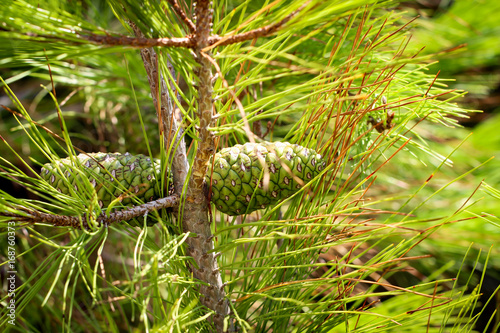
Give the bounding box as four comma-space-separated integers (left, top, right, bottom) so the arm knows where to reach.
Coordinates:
130, 23, 189, 196
82, 34, 194, 48
132, 3, 230, 330
182, 0, 230, 331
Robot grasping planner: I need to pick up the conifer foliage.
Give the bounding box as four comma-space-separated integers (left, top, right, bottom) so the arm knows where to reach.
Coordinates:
0, 1, 493, 332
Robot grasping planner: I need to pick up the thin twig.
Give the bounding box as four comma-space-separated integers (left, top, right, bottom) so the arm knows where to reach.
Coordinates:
129, 22, 189, 196
205, 1, 310, 51
82, 33, 194, 48
168, 0, 196, 34
2, 195, 179, 229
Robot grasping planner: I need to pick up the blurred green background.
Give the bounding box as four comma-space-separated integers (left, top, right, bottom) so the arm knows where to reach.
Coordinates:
399, 2, 500, 330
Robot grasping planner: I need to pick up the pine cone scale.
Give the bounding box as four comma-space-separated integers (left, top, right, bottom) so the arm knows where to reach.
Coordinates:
207, 142, 326, 216
40, 153, 170, 226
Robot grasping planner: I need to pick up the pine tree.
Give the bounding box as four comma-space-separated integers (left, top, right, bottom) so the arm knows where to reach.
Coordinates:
0, 1, 495, 332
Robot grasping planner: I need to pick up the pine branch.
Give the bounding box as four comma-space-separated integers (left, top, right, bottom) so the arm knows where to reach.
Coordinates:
167, 0, 196, 34
182, 0, 230, 331
10, 2, 306, 54
82, 33, 194, 48
205, 1, 310, 50
129, 22, 189, 196
1, 195, 179, 228
84, 2, 307, 51
130, 5, 230, 329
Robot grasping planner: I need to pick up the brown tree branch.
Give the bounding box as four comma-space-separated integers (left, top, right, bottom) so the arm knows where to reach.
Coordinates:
182, 1, 231, 331
9, 2, 305, 53
84, 2, 308, 51
129, 15, 230, 331
129, 22, 189, 197
167, 0, 196, 34
2, 195, 179, 229
205, 1, 310, 51
118, 3, 309, 331
82, 33, 195, 48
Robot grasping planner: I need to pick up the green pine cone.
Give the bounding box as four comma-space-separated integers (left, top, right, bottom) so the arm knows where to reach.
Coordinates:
206, 142, 326, 216
40, 152, 171, 226
41, 142, 325, 222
